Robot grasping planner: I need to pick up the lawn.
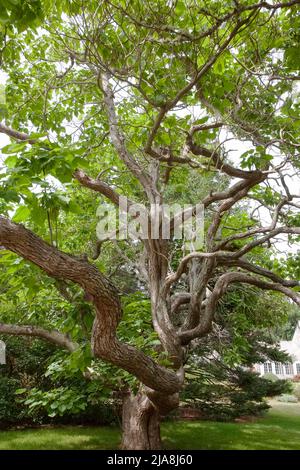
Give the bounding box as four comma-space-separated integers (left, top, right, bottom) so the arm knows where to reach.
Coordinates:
0, 402, 299, 450
163, 402, 300, 450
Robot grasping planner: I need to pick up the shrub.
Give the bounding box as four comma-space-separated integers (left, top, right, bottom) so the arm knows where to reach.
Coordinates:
262, 372, 278, 382
292, 384, 300, 401
16, 386, 119, 425
0, 375, 29, 428
277, 394, 298, 403
181, 364, 292, 422
263, 376, 292, 396
0, 337, 119, 429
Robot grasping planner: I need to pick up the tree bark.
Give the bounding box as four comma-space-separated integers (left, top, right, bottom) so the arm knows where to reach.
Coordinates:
0, 323, 77, 352
0, 216, 181, 394
121, 391, 162, 450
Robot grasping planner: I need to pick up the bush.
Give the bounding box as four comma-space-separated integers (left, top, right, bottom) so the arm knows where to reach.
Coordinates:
263, 376, 292, 396
0, 375, 29, 428
277, 394, 298, 403
292, 384, 300, 401
181, 365, 292, 422
0, 337, 119, 429
262, 372, 278, 382
16, 386, 119, 426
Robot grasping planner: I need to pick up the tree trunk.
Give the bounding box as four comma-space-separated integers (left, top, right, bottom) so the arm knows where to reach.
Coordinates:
121, 392, 162, 450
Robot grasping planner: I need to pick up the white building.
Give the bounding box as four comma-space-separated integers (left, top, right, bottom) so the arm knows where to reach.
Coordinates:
255, 321, 300, 379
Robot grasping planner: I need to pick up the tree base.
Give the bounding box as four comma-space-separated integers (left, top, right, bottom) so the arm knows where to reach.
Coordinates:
121, 392, 162, 450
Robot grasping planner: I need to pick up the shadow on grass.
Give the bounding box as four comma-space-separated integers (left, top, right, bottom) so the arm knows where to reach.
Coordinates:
0, 403, 299, 450
163, 404, 300, 450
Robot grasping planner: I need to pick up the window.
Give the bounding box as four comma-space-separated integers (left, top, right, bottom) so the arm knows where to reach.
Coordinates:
296, 363, 300, 375
275, 362, 284, 375
284, 363, 294, 375
264, 362, 272, 373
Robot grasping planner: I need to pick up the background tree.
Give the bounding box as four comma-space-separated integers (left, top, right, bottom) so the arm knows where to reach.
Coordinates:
1, 0, 300, 449
182, 285, 293, 421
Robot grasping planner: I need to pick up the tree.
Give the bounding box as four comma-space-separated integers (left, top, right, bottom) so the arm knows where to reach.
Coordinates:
0, 1, 300, 449
182, 285, 293, 421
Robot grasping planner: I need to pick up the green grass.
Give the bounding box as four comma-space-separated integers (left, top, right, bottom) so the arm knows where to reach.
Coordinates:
0, 402, 299, 450
0, 426, 120, 450
163, 402, 300, 450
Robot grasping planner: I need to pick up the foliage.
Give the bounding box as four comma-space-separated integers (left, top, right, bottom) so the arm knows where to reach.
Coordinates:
0, 375, 25, 427
15, 386, 118, 424
182, 361, 291, 421
0, 1, 300, 446
0, 336, 52, 426
262, 372, 279, 383
292, 383, 300, 400
179, 285, 293, 421
0, 336, 119, 427
277, 394, 298, 403
273, 304, 300, 341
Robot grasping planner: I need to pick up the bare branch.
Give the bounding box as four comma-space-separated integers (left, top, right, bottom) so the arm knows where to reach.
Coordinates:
145, 16, 255, 158
74, 169, 135, 208
216, 196, 290, 251
186, 136, 263, 180
0, 123, 37, 144
220, 257, 300, 287
171, 293, 191, 315
165, 251, 230, 291
232, 226, 300, 258
179, 272, 300, 344
0, 323, 77, 352
100, 73, 157, 201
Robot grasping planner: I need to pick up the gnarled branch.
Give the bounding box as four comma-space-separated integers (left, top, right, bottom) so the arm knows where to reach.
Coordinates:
179, 272, 300, 345
0, 216, 181, 393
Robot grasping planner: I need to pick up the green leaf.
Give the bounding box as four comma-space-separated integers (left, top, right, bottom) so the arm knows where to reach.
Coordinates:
68, 201, 81, 213
12, 205, 30, 222
4, 155, 18, 168
15, 388, 27, 395
1, 189, 20, 202
1, 142, 27, 154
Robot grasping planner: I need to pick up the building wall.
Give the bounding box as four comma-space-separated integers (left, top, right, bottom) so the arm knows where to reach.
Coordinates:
256, 321, 300, 379
255, 361, 300, 378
